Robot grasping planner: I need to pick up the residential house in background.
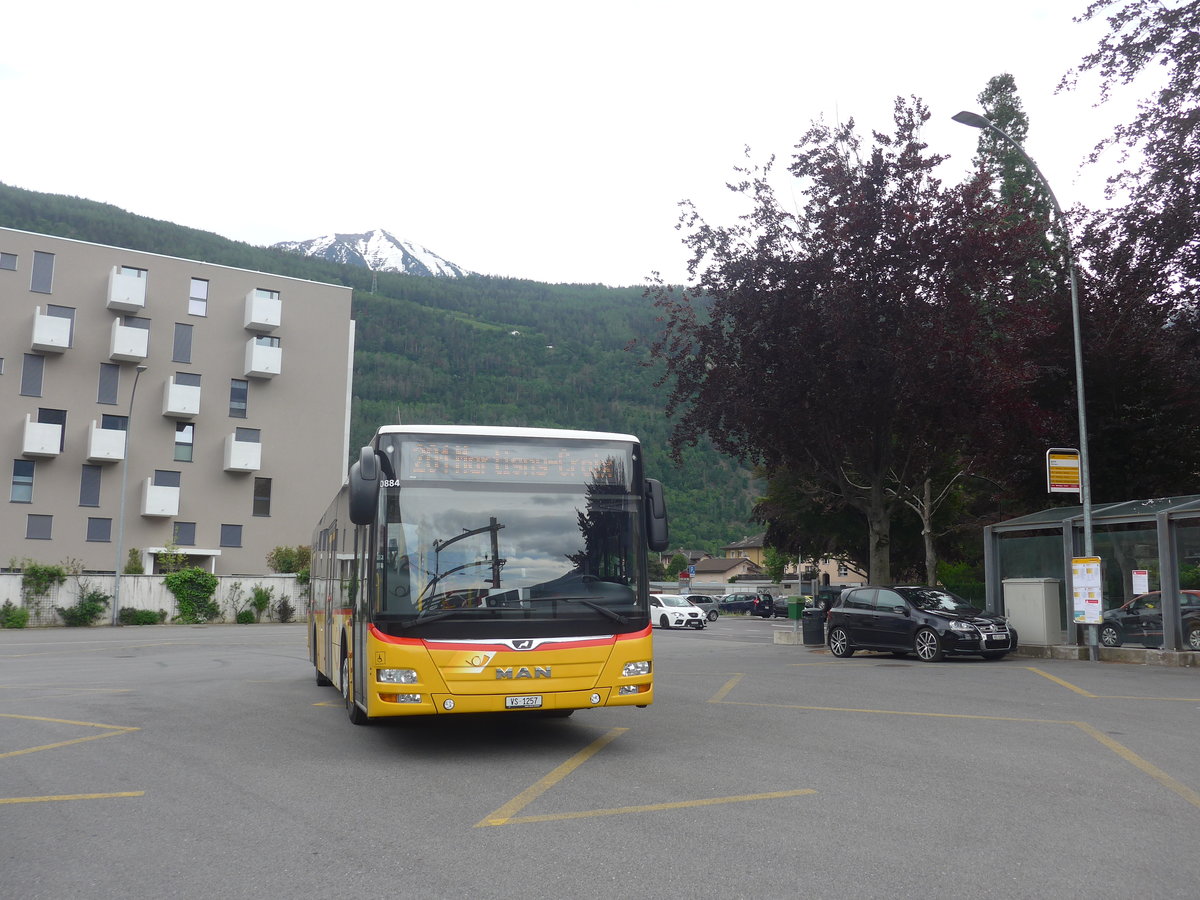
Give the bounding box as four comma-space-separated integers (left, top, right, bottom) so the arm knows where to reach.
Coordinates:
1, 227, 354, 575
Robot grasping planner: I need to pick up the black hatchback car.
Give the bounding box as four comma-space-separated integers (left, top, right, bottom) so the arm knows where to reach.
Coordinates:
1098, 590, 1200, 650
827, 586, 1017, 662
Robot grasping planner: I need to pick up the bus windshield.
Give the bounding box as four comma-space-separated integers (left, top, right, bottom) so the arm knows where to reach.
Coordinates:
376, 481, 643, 628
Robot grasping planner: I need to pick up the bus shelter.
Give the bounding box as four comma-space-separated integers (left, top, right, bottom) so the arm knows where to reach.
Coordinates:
983, 495, 1200, 653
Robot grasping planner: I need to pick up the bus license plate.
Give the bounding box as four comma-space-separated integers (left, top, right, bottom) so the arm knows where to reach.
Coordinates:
505, 695, 543, 709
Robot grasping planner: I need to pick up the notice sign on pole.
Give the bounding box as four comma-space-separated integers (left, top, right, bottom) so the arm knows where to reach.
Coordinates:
1047, 448, 1081, 494
1072, 556, 1103, 624
1132, 569, 1150, 595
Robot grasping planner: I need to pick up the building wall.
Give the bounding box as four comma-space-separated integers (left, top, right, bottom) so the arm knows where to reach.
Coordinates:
0, 228, 354, 575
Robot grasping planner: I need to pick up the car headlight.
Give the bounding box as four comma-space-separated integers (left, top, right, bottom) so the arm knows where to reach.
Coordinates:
949, 620, 976, 633
377, 668, 419, 684
623, 660, 651, 677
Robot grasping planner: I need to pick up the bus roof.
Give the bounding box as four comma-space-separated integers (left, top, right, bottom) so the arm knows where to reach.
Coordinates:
374, 424, 641, 444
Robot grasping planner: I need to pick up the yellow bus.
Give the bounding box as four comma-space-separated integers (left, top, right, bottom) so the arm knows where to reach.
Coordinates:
309, 425, 669, 725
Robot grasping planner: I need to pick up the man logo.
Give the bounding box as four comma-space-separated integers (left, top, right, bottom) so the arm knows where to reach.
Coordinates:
495, 666, 551, 680
512, 639, 535, 650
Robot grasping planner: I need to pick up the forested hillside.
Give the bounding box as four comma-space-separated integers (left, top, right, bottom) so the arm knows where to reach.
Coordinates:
0, 182, 757, 550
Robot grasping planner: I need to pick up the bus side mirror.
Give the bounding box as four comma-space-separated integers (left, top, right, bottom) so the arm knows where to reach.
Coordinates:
644, 478, 669, 552
348, 446, 380, 525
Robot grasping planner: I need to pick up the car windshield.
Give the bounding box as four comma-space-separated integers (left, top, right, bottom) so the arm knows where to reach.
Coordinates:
899, 588, 978, 613
659, 596, 692, 608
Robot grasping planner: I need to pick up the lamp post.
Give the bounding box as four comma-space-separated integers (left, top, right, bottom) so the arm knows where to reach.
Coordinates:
952, 110, 1096, 659
111, 364, 147, 626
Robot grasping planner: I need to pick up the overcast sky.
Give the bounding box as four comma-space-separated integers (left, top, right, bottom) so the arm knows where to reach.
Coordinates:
3, 1, 1142, 287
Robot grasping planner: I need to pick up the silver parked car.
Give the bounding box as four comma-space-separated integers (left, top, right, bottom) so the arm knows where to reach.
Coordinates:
680, 593, 719, 622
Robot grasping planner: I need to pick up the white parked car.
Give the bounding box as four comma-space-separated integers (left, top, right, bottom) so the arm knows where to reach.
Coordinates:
649, 593, 706, 629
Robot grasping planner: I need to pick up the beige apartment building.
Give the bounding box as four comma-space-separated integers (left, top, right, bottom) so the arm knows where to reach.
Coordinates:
1, 227, 354, 575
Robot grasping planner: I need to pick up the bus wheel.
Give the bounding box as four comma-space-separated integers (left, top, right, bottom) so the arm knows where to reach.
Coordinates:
342, 655, 371, 726
313, 627, 332, 686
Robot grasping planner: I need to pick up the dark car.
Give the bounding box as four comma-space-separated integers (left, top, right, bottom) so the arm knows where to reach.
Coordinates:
717, 592, 776, 617
826, 586, 1017, 662
1098, 590, 1200, 650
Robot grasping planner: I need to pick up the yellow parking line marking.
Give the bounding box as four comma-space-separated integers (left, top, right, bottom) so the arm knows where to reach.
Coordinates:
708, 674, 744, 702
1071, 721, 1200, 810
716, 700, 1063, 724
476, 727, 627, 826
1025, 667, 1098, 697
0, 713, 139, 759
0, 791, 144, 805
495, 789, 818, 825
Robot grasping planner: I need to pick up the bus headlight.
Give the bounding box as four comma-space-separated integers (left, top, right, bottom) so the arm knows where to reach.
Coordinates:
377, 668, 419, 684
622, 660, 651, 677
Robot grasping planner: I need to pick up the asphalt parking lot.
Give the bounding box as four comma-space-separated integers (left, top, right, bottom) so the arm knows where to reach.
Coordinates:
3, 617, 1198, 899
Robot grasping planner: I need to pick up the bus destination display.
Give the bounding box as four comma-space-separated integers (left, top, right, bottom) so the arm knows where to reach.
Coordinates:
399, 440, 631, 486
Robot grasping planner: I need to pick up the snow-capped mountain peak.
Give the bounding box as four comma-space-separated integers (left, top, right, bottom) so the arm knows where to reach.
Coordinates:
273, 229, 473, 277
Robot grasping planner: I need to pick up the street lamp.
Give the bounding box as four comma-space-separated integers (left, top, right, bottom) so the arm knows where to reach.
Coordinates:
111, 364, 147, 626
952, 110, 1096, 657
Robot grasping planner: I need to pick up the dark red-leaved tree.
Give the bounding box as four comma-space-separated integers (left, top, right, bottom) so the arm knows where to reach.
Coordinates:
646, 98, 1054, 583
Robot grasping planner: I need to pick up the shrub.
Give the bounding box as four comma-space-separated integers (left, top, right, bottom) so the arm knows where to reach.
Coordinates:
1, 601, 30, 629
165, 567, 220, 623
118, 607, 168, 626
275, 595, 295, 624
124, 548, 145, 575
249, 585, 274, 622
21, 562, 67, 600
56, 587, 110, 627
235, 609, 256, 624
266, 545, 311, 574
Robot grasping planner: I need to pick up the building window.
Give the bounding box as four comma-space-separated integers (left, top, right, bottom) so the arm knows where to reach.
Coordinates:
175, 371, 201, 388
153, 470, 181, 488
229, 379, 248, 418
254, 335, 281, 348
121, 266, 147, 279
101, 414, 129, 431
123, 314, 150, 330
30, 251, 54, 293
254, 288, 279, 301
174, 423, 195, 462
220, 524, 242, 548
46, 305, 75, 346
0, 252, 16, 270
98, 363, 120, 405
189, 278, 208, 316
87, 518, 112, 542
80, 464, 102, 507
38, 408, 67, 452
20, 353, 44, 397
173, 521, 196, 546
172, 323, 193, 363
11, 460, 34, 503
253, 477, 272, 517
27, 514, 52, 540
235, 427, 261, 443
837, 563, 849, 578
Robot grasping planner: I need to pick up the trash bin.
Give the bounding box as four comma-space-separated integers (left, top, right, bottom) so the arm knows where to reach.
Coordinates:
801, 608, 825, 646
787, 597, 803, 620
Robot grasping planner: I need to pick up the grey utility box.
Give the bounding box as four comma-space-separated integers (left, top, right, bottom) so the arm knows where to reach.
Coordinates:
1002, 578, 1062, 646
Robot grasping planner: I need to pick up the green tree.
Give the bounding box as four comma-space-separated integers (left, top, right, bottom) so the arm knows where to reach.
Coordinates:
665, 553, 688, 579
762, 547, 789, 584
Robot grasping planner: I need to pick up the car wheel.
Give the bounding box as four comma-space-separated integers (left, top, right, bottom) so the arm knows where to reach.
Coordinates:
1186, 625, 1200, 651
981, 651, 1008, 660
828, 627, 854, 658
707, 610, 718, 622
660, 615, 670, 629
1098, 623, 1123, 648
914, 628, 944, 662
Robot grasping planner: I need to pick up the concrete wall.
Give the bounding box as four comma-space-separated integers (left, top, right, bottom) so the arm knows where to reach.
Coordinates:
0, 572, 306, 626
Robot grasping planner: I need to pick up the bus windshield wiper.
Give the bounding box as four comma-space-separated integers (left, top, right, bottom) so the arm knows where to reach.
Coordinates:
546, 596, 629, 625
